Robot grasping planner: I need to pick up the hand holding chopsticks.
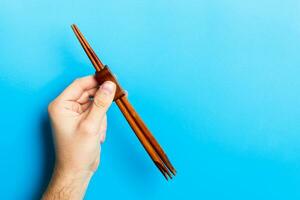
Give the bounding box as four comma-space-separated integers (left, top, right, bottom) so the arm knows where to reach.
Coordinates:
71, 24, 176, 180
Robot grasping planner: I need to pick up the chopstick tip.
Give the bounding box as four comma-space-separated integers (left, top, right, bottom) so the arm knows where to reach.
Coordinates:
71, 24, 78, 30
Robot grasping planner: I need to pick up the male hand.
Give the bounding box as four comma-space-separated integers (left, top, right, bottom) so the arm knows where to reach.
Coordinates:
43, 76, 116, 200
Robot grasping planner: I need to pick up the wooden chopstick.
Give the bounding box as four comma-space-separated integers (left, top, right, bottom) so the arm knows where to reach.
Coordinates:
72, 25, 103, 71
119, 97, 176, 175
115, 99, 171, 179
71, 24, 175, 179
71, 24, 174, 179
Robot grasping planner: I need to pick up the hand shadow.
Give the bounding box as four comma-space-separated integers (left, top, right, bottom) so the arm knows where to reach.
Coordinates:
32, 111, 55, 200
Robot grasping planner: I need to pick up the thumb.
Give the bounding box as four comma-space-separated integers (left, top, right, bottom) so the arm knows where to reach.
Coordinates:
84, 81, 116, 132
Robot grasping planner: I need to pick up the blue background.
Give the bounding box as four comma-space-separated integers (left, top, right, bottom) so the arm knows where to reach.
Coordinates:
1, 0, 300, 199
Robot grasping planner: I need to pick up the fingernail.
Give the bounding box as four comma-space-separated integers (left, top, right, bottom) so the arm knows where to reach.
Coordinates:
101, 81, 115, 94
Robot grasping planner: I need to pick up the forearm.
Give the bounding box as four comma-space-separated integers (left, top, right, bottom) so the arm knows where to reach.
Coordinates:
42, 166, 93, 200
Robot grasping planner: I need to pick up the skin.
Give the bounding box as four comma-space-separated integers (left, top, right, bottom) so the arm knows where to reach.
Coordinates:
42, 76, 116, 200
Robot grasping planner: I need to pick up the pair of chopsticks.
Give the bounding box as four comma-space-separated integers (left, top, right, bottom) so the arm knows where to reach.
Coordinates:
71, 24, 176, 179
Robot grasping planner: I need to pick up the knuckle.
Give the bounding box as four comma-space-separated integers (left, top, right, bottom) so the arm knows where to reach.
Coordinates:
48, 101, 58, 114
72, 78, 81, 86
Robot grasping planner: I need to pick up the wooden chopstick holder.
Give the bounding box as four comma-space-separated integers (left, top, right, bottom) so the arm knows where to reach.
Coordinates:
95, 65, 125, 101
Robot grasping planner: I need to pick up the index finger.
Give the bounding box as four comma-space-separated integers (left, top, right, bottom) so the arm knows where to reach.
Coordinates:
58, 75, 99, 101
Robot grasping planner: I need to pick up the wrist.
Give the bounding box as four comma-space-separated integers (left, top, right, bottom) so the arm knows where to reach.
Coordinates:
54, 163, 94, 180
42, 165, 93, 200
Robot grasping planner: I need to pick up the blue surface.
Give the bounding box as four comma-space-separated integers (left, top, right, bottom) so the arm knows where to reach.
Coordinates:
1, 0, 300, 199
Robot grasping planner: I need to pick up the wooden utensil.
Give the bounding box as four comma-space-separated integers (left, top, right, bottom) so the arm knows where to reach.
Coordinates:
71, 24, 176, 179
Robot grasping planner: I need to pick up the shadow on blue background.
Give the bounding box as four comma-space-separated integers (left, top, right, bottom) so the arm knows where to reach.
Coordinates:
34, 113, 54, 200
0, 0, 300, 199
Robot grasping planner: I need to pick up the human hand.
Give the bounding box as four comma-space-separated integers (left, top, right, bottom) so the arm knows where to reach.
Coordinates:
43, 76, 116, 200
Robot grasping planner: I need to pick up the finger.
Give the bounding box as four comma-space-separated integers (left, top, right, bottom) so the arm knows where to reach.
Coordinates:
84, 81, 116, 131
81, 101, 92, 112
61, 101, 83, 114
58, 75, 98, 101
77, 87, 98, 104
